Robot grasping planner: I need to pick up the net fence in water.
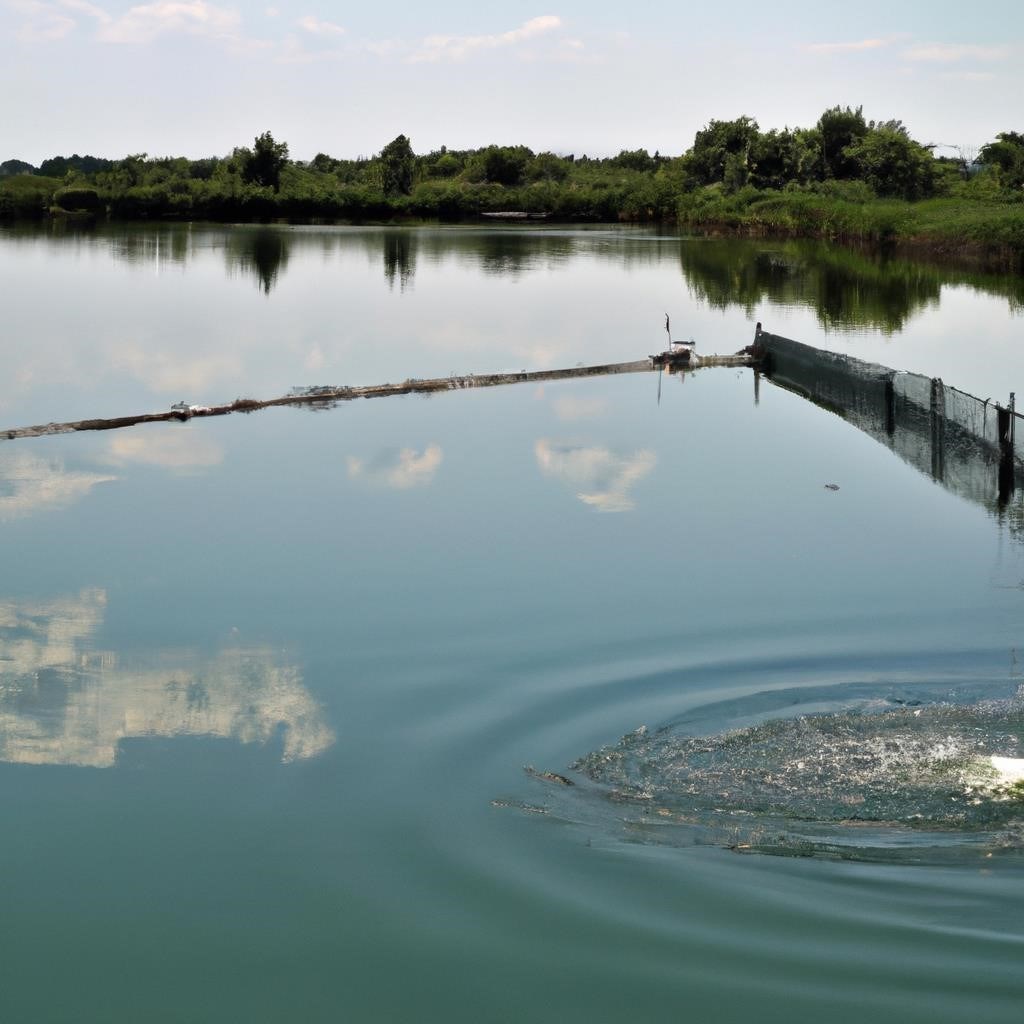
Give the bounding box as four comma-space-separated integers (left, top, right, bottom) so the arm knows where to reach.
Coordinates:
757, 331, 1023, 526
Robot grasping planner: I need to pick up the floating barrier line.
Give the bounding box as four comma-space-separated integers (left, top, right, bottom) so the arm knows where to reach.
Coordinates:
1, 352, 751, 441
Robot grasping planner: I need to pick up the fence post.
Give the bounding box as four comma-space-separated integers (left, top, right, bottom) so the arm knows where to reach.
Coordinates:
884, 373, 896, 436
997, 392, 1017, 506
930, 377, 945, 482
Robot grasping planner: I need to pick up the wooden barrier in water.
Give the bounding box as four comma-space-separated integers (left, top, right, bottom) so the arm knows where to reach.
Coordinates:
1, 351, 751, 441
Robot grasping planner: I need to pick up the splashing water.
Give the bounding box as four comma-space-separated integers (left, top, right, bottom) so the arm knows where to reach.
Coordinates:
523, 686, 1024, 862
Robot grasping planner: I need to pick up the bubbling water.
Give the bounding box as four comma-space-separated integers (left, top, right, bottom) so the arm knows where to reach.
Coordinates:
527, 686, 1024, 861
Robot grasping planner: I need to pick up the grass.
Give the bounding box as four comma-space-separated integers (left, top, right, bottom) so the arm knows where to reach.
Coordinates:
677, 186, 1024, 266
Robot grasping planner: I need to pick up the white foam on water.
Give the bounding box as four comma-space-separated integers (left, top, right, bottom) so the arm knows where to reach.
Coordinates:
991, 756, 1024, 786
963, 755, 1024, 802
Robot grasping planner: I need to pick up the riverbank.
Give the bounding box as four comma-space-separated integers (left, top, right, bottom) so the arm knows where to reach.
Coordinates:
675, 189, 1024, 271
5, 176, 1022, 272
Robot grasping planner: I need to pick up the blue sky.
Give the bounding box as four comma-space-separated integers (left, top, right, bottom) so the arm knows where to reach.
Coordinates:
2, 1, 1021, 164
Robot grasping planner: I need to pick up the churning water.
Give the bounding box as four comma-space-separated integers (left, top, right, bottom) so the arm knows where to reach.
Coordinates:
562, 683, 1024, 861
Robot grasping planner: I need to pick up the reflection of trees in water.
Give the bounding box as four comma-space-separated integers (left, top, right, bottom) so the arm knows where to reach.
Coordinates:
108, 225, 192, 267
679, 239, 1024, 333
374, 229, 584, 282
382, 230, 416, 291
228, 227, 291, 294
679, 240, 943, 332
470, 232, 577, 276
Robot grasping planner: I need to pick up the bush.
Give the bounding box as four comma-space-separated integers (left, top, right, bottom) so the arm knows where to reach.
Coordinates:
53, 185, 103, 213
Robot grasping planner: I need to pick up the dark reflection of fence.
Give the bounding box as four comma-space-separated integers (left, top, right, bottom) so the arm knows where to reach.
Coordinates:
755, 328, 1023, 528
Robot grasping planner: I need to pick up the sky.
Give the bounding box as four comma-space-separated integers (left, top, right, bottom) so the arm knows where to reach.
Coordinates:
2, 1, 1022, 164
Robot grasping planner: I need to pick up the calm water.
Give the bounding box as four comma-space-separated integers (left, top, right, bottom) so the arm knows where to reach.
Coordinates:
1, 224, 1023, 1023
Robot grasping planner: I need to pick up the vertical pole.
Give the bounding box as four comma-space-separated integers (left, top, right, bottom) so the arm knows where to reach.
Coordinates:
884, 373, 896, 436
930, 377, 945, 482
998, 391, 1016, 507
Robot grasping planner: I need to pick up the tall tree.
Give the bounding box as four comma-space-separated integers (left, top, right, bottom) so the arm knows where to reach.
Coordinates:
845, 128, 935, 199
380, 135, 415, 196
817, 105, 868, 179
979, 132, 1024, 188
243, 131, 289, 192
686, 117, 760, 186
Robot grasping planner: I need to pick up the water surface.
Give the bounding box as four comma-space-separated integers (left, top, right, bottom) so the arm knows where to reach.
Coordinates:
1, 224, 1023, 1023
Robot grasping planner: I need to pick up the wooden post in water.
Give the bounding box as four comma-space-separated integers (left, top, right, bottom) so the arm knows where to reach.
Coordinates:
884, 373, 896, 437
998, 392, 1017, 506
929, 377, 946, 483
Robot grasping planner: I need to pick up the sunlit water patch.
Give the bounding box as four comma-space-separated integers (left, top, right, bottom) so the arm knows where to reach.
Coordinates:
505, 682, 1024, 863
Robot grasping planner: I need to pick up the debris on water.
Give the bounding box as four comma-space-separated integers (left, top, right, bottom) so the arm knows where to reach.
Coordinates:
824, 483, 840, 491
524, 765, 575, 786
491, 798, 550, 814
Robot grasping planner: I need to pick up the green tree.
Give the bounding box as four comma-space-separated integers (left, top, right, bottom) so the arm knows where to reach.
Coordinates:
526, 151, 570, 182
686, 117, 760, 186
242, 131, 289, 192
380, 134, 415, 196
749, 129, 804, 189
817, 105, 868, 179
430, 152, 462, 178
611, 148, 656, 172
844, 128, 935, 199
0, 159, 36, 177
481, 145, 531, 186
979, 132, 1024, 189
310, 152, 336, 174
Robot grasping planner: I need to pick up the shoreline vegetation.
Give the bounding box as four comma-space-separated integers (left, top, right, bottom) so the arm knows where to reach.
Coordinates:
3, 108, 1024, 269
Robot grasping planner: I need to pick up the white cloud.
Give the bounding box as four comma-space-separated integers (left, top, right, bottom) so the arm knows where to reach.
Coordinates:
11, 1, 76, 41
297, 14, 344, 36
347, 444, 443, 490
534, 440, 655, 513
97, 1, 241, 45
59, 0, 111, 22
903, 43, 1010, 62
940, 70, 996, 82
411, 14, 563, 63
803, 38, 891, 55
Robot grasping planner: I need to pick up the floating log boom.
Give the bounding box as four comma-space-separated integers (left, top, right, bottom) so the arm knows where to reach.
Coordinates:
2, 352, 749, 441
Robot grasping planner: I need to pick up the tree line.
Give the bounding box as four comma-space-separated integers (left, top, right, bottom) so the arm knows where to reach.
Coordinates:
2, 108, 1022, 231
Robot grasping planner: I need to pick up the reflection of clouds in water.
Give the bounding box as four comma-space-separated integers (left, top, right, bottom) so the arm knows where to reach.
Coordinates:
347, 444, 442, 489
107, 430, 224, 469
535, 439, 656, 512
109, 342, 243, 396
0, 452, 115, 521
417, 321, 562, 371
552, 395, 609, 422
304, 343, 326, 371
0, 590, 334, 767
0, 588, 108, 671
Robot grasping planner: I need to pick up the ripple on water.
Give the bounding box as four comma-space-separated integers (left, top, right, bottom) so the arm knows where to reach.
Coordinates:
507, 681, 1024, 864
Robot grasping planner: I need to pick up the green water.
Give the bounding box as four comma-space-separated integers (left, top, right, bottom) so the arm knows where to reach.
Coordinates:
1, 224, 1023, 1023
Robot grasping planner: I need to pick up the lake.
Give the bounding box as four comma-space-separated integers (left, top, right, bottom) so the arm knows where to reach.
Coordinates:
1, 223, 1023, 1023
